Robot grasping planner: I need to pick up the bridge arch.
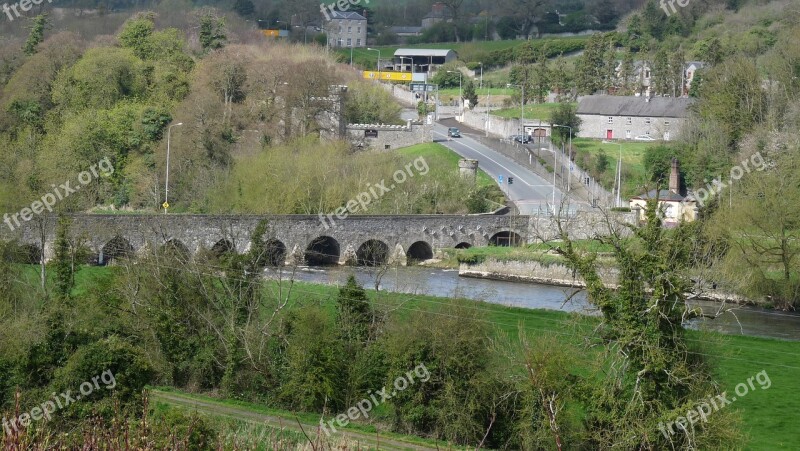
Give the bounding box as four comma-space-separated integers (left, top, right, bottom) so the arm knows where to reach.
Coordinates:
99, 236, 134, 265
210, 239, 235, 258
356, 239, 389, 266
488, 231, 523, 247
455, 242, 472, 249
161, 239, 191, 260
406, 241, 433, 263
305, 236, 340, 266
263, 238, 287, 266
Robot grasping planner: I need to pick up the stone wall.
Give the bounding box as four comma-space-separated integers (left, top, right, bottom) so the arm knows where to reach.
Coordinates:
347, 121, 432, 150
459, 258, 619, 288
0, 212, 636, 264
460, 110, 552, 139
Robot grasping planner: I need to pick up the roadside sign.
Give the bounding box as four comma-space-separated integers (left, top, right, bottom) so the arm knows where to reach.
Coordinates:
162, 201, 169, 209
362, 71, 413, 82
410, 83, 437, 92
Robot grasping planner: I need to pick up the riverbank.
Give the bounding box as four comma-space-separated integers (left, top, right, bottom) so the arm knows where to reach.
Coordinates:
458, 258, 752, 305
432, 246, 756, 306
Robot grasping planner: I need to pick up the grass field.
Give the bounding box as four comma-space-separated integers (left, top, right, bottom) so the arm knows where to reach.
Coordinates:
396, 142, 498, 189
571, 138, 657, 197
19, 261, 800, 449
490, 102, 568, 122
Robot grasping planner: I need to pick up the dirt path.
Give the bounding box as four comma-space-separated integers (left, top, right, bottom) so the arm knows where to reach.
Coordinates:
150, 390, 439, 451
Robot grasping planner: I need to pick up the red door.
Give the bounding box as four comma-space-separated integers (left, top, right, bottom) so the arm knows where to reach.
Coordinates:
606, 129, 613, 139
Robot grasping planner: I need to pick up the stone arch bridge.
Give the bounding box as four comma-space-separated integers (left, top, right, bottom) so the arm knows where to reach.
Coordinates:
2, 212, 631, 266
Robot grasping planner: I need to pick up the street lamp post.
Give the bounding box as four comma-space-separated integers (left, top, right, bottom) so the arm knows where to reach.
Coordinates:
367, 47, 381, 79
164, 122, 183, 214
447, 70, 463, 116
478, 62, 483, 91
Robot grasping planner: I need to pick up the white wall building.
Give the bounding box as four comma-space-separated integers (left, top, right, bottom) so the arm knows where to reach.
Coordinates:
576, 95, 694, 141
325, 11, 367, 48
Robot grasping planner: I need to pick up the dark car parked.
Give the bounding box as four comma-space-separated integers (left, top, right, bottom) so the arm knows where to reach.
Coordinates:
448, 127, 461, 138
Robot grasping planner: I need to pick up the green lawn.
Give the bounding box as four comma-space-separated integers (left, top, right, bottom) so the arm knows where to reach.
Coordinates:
396, 142, 497, 189
20, 263, 800, 449
490, 102, 568, 122
571, 138, 658, 197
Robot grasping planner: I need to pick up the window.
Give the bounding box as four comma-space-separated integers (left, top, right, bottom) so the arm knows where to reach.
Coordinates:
356, 38, 361, 46
664, 120, 671, 126
348, 26, 352, 33
357, 26, 361, 33
626, 117, 632, 125
645, 117, 651, 125
346, 38, 351, 46
645, 70, 651, 78
608, 116, 614, 124
626, 130, 632, 139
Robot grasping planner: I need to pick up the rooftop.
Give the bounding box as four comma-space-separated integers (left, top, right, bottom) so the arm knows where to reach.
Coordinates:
577, 95, 695, 118
631, 189, 687, 202
394, 48, 456, 58
328, 11, 367, 20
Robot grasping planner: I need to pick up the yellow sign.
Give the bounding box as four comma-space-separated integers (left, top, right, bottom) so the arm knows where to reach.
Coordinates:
362, 71, 413, 82
162, 202, 169, 209
262, 29, 281, 37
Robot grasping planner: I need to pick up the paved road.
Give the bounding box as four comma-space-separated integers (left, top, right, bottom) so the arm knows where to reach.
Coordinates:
433, 122, 565, 215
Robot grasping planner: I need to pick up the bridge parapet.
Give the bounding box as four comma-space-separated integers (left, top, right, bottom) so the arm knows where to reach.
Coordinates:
0, 212, 634, 265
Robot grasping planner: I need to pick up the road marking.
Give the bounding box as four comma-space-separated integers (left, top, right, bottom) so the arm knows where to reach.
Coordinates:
433, 130, 542, 189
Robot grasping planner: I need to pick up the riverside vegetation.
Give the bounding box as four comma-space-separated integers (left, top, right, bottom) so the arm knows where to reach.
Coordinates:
1, 200, 798, 448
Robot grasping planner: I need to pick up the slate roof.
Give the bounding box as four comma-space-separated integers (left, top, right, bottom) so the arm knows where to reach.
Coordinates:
329, 11, 366, 20
577, 95, 694, 118
631, 189, 686, 202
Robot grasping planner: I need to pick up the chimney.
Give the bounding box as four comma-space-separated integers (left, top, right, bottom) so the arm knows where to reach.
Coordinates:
669, 158, 680, 194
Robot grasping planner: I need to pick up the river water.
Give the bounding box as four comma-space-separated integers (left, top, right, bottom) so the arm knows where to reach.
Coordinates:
267, 266, 800, 341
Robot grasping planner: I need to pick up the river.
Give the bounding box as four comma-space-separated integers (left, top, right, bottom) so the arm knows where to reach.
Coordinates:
266, 266, 800, 341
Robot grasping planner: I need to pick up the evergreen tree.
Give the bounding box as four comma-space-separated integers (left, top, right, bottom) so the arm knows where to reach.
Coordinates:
462, 79, 479, 110
53, 216, 75, 303
23, 15, 49, 56
336, 275, 371, 343
200, 13, 227, 52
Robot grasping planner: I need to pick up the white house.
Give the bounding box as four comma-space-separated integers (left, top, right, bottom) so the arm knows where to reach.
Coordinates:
576, 95, 694, 141
325, 11, 367, 48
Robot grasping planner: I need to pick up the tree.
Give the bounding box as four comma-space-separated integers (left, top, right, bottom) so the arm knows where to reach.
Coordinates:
536, 200, 744, 448
619, 47, 635, 94
233, 0, 255, 17
595, 150, 610, 173
549, 102, 581, 145
652, 48, 669, 95
498, 0, 549, 39
23, 15, 49, 56
118, 14, 155, 59
53, 215, 75, 303
462, 78, 478, 109
712, 148, 800, 309
199, 11, 227, 52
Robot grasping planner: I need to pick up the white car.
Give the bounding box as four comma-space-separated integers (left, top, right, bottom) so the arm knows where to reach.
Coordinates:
633, 135, 657, 141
